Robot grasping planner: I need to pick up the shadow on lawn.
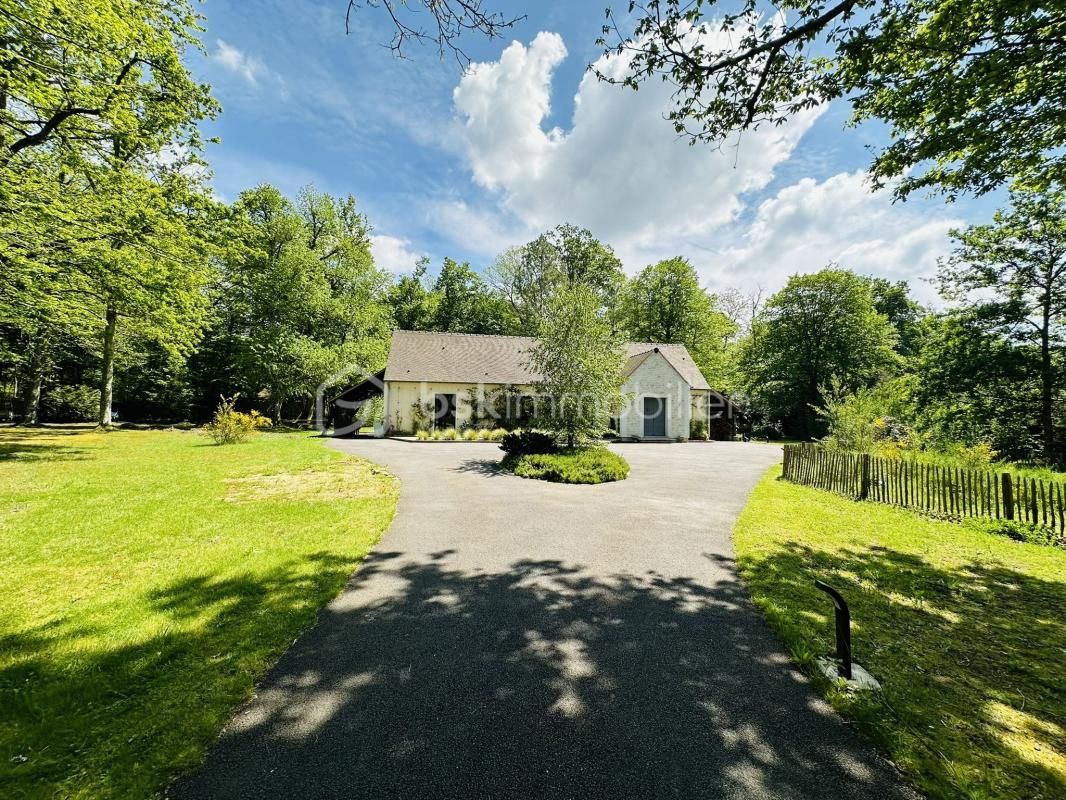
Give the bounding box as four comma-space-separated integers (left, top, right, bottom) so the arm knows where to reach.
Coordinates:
738, 541, 1066, 799
0, 551, 358, 799
165, 552, 918, 800
0, 427, 92, 462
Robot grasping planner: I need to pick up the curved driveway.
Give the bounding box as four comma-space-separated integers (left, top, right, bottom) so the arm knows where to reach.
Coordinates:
171, 440, 915, 800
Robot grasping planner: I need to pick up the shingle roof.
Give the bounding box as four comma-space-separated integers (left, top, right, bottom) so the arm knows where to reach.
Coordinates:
385, 330, 712, 390
626, 342, 712, 391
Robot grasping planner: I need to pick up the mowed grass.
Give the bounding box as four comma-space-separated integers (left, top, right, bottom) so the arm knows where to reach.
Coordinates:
734, 467, 1066, 800
0, 427, 398, 799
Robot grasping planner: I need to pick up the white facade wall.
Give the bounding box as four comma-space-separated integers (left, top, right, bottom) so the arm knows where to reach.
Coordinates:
618, 351, 691, 440
385, 381, 533, 433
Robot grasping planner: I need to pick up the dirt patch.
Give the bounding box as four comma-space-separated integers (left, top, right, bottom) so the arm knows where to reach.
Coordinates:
225, 459, 397, 504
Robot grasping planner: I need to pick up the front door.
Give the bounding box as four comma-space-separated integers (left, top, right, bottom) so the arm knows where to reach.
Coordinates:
643, 396, 667, 437
434, 393, 457, 430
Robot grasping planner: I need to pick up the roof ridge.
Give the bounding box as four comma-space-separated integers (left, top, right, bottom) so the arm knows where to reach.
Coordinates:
392, 329, 538, 340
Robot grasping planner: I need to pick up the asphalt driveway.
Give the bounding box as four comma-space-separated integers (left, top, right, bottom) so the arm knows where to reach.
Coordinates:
170, 440, 916, 800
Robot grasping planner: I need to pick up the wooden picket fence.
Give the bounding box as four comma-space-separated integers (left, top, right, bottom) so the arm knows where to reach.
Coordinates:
782, 444, 1066, 539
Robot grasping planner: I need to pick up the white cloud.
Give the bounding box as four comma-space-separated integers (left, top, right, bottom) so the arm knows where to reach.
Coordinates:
449, 31, 823, 262
713, 170, 963, 304
214, 39, 266, 85
370, 234, 426, 274
444, 32, 961, 301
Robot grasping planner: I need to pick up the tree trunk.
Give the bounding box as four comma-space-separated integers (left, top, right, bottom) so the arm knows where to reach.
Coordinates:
1039, 281, 1055, 462
23, 336, 47, 425
98, 303, 117, 426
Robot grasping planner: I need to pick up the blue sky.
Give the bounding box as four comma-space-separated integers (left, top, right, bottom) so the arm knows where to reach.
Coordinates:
192, 0, 1001, 303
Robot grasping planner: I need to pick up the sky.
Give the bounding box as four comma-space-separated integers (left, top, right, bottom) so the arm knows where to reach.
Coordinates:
191, 0, 1003, 305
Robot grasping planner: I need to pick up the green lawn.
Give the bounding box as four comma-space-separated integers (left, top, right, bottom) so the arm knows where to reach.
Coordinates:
0, 427, 397, 799
734, 466, 1066, 800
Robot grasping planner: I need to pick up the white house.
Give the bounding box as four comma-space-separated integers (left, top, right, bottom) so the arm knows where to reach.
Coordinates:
380, 330, 733, 440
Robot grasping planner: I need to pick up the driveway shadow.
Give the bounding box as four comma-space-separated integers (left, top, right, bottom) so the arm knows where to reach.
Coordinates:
451, 457, 507, 477
168, 553, 915, 800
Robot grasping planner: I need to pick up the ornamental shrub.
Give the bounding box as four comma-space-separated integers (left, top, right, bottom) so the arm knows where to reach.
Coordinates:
499, 430, 556, 455
203, 396, 271, 445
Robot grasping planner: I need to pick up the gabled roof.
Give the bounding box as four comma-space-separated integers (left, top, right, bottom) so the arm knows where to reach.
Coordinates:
623, 342, 711, 390
384, 330, 712, 390
385, 330, 540, 384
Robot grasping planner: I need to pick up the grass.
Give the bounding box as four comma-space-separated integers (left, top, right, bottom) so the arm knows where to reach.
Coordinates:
733, 466, 1066, 800
0, 427, 398, 800
502, 446, 629, 484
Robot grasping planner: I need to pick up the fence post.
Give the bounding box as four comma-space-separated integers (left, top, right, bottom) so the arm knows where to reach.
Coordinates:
859, 453, 871, 500
1002, 473, 1014, 521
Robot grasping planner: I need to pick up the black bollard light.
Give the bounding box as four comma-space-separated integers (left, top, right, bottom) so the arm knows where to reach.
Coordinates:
814, 580, 852, 680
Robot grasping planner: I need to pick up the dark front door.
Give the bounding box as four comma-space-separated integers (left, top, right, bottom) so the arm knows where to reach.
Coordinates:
643, 396, 667, 437
434, 393, 457, 429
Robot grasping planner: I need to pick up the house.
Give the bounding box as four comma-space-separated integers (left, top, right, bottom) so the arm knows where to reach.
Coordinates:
382, 330, 734, 440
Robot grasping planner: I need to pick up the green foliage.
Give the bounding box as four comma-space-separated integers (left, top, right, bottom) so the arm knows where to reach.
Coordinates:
410, 399, 434, 433
503, 446, 629, 484
196, 185, 391, 421
430, 257, 516, 334
462, 428, 479, 441
415, 429, 430, 440
689, 418, 708, 441
527, 284, 627, 447
937, 188, 1065, 463
488, 224, 625, 334
817, 378, 912, 453
499, 429, 556, 455
41, 384, 100, 422
601, 1, 1066, 199
388, 258, 439, 330
742, 268, 898, 438
203, 396, 271, 445
617, 257, 738, 385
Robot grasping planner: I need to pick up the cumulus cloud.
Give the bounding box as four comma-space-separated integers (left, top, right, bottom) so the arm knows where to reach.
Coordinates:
214, 40, 266, 85
442, 32, 963, 301
714, 171, 963, 304
371, 234, 427, 275
450, 31, 823, 259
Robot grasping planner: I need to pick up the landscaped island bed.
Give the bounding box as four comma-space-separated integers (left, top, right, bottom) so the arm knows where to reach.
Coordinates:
0, 428, 397, 800
502, 445, 629, 484
733, 467, 1066, 800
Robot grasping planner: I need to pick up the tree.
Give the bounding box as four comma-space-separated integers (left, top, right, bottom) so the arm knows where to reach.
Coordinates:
430, 257, 516, 334
527, 284, 627, 448
937, 189, 1066, 462
343, 0, 523, 65
0, 0, 216, 165
617, 257, 737, 384
742, 268, 898, 437
489, 224, 625, 334
598, 1, 1066, 199
864, 277, 926, 358
911, 311, 1040, 459
388, 258, 439, 331
196, 185, 392, 422
0, 0, 219, 425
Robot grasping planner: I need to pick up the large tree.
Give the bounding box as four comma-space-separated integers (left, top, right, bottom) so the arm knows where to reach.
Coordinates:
742, 268, 898, 437
0, 0, 219, 425
937, 188, 1066, 462
197, 185, 392, 422
527, 284, 627, 447
430, 257, 516, 334
598, 1, 1066, 199
617, 257, 737, 385
489, 224, 625, 334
